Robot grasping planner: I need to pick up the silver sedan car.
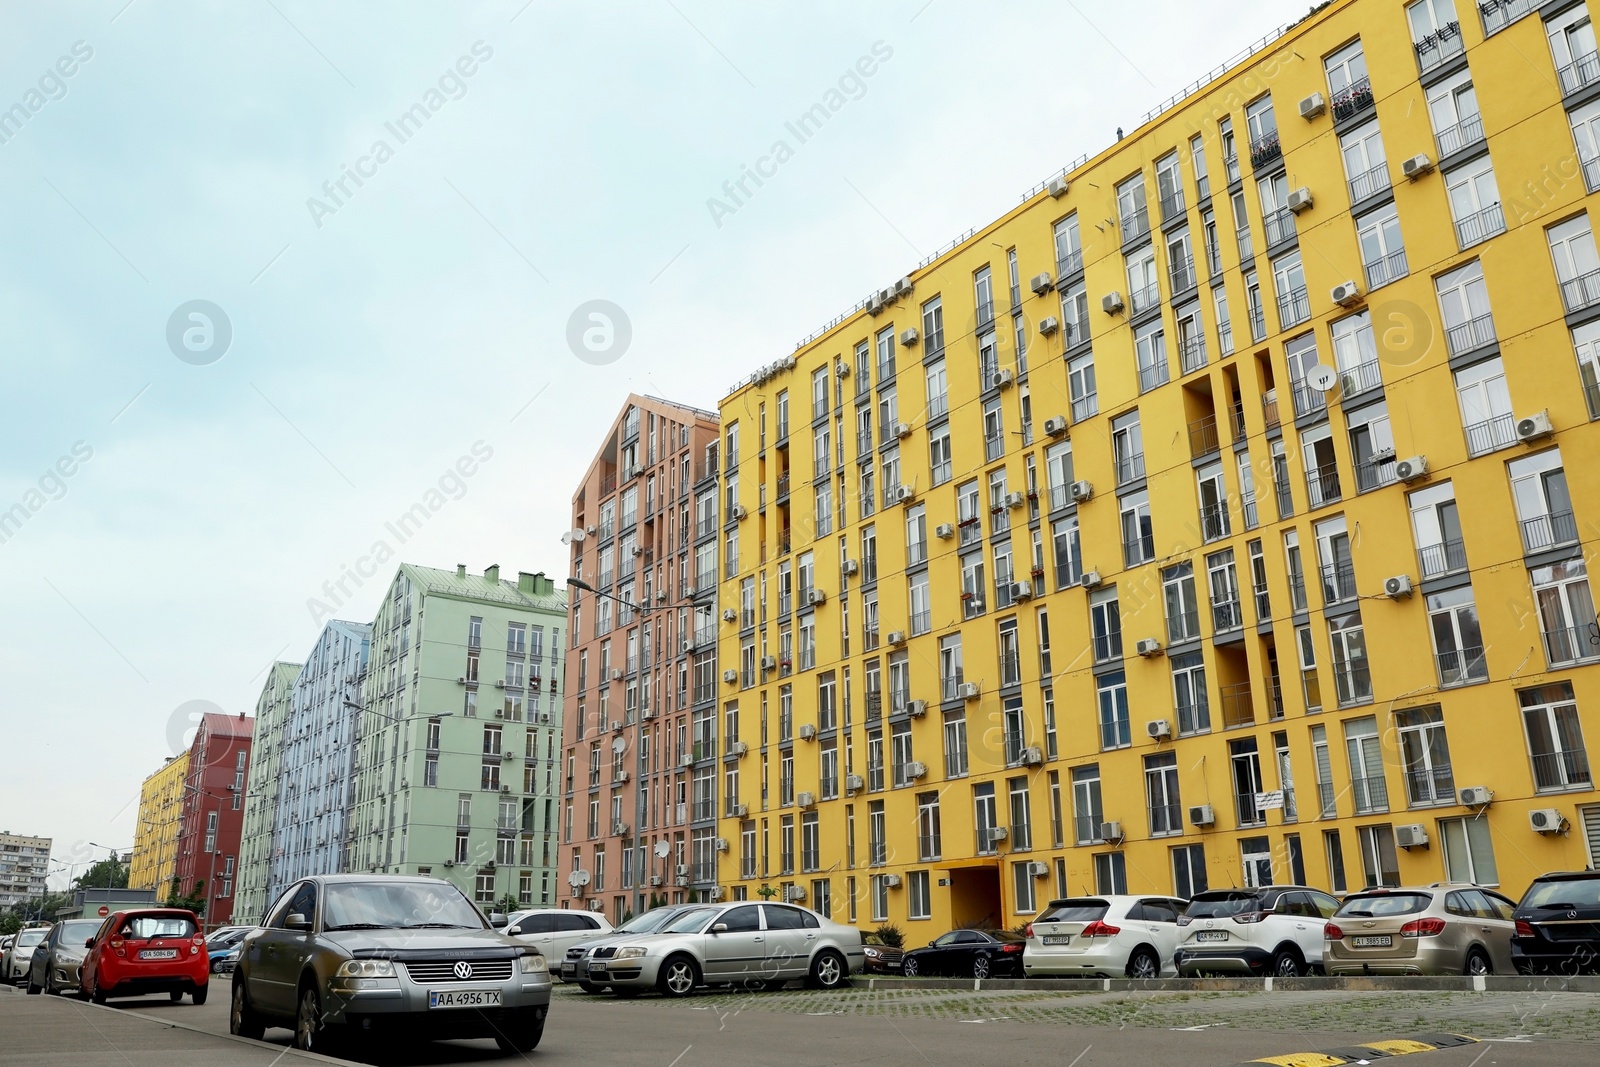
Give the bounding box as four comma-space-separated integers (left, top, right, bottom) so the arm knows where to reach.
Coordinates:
591, 901, 863, 997
26, 919, 103, 995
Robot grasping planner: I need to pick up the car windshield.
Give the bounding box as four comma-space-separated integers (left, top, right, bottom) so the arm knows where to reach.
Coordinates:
661, 907, 720, 934
1185, 893, 1260, 918
120, 916, 196, 940
1039, 900, 1110, 923
617, 908, 682, 935
1523, 878, 1600, 910
1336, 893, 1431, 918
16, 930, 46, 947
323, 881, 486, 930
60, 920, 100, 945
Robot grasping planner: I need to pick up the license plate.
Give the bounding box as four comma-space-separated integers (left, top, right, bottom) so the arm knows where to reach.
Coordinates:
589, 967, 608, 978
1351, 935, 1392, 948
560, 965, 577, 977
429, 988, 502, 1009
1196, 931, 1228, 942
139, 949, 178, 960
1043, 935, 1072, 946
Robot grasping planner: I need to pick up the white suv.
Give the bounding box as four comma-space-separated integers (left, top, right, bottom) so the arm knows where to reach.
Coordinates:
506, 909, 614, 965
1174, 886, 1339, 977
1024, 896, 1188, 979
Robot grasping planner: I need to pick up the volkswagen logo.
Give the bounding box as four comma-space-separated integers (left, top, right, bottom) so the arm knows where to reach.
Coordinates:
453, 961, 473, 980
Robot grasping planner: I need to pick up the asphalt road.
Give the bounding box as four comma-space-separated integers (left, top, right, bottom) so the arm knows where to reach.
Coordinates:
72, 981, 1594, 1067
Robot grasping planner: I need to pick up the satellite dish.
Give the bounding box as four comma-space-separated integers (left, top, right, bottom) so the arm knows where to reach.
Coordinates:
653, 841, 672, 858
1306, 363, 1339, 392
567, 869, 591, 887
611, 736, 627, 753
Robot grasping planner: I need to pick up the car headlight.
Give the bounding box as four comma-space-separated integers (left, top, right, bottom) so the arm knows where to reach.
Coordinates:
612, 946, 648, 960
864, 947, 881, 957
336, 959, 396, 978
519, 953, 547, 974
58, 954, 83, 967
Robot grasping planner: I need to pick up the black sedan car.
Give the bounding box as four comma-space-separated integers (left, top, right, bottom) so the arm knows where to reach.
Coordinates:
902, 929, 1025, 978
1512, 870, 1600, 974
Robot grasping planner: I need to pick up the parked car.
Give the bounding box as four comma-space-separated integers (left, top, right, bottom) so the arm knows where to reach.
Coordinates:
229, 874, 551, 1054
1512, 869, 1600, 975
559, 905, 695, 990
861, 932, 905, 974
1174, 886, 1340, 977
505, 908, 613, 968
1024, 895, 1189, 979
1324, 884, 1517, 976
4, 928, 49, 985
80, 909, 210, 1004
210, 943, 241, 976
588, 901, 861, 997
25, 919, 103, 995
902, 929, 1025, 979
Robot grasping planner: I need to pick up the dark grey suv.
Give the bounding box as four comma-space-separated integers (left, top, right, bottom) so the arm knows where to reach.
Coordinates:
230, 875, 551, 1054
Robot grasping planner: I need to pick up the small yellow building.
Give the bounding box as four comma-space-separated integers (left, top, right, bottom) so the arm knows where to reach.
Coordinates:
712, 0, 1600, 933
129, 754, 189, 894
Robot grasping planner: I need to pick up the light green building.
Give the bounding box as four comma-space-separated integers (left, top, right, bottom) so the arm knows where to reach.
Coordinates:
235, 660, 300, 923
349, 564, 566, 910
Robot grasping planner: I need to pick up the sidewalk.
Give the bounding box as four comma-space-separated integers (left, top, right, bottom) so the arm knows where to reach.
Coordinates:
0, 990, 330, 1066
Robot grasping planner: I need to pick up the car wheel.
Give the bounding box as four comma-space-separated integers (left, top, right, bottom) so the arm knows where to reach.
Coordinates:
657, 954, 700, 998
578, 980, 605, 994
903, 956, 919, 977
494, 1013, 545, 1054
90, 978, 106, 1004
231, 981, 266, 1040
1271, 949, 1304, 978
972, 954, 991, 980
25, 968, 40, 995
294, 986, 326, 1052
809, 949, 848, 990
1125, 947, 1161, 980
191, 984, 208, 1005
1465, 948, 1492, 977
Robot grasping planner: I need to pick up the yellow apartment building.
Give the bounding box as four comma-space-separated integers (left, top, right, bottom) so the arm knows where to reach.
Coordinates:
711, 0, 1600, 934
129, 753, 189, 893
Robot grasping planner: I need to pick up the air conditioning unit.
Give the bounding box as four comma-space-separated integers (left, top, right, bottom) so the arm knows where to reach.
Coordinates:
682, 639, 696, 653
1298, 91, 1326, 119
988, 826, 1009, 843
631, 545, 644, 556
959, 682, 980, 700
759, 656, 776, 671
784, 885, 807, 901
888, 631, 906, 646
1401, 153, 1434, 180
1517, 411, 1554, 442
642, 708, 657, 720
610, 668, 624, 681
1286, 187, 1313, 213
1009, 581, 1033, 601
500, 785, 511, 794
649, 875, 663, 886
842, 559, 859, 576
443, 859, 455, 867
1135, 638, 1163, 657
907, 699, 928, 718
1530, 808, 1567, 833
1459, 786, 1492, 807
714, 837, 731, 853
1070, 480, 1093, 503
893, 277, 913, 297
865, 292, 885, 315
807, 589, 827, 606
882, 873, 903, 888
680, 753, 695, 767
731, 801, 749, 816
1331, 281, 1361, 307
1147, 719, 1172, 740
1029, 272, 1054, 295
1102, 291, 1125, 314
992, 369, 1015, 389
1039, 316, 1062, 338
733, 504, 748, 520
899, 328, 919, 347
935, 522, 955, 539
657, 590, 667, 601
895, 422, 913, 439
798, 723, 817, 741
684, 584, 697, 597
610, 719, 623, 732
835, 360, 850, 377
1384, 575, 1413, 599
1080, 570, 1102, 589
1022, 746, 1043, 766
612, 821, 630, 836
1047, 176, 1070, 198
723, 608, 738, 622
1043, 416, 1068, 436
798, 792, 816, 809
1395, 455, 1428, 482
1189, 804, 1216, 827
676, 864, 690, 877
906, 760, 928, 779
585, 524, 597, 535
723, 669, 738, 684
845, 774, 865, 792
730, 741, 749, 757
1099, 820, 1125, 843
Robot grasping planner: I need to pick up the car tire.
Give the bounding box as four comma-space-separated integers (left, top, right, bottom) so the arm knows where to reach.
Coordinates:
578, 980, 605, 994
657, 954, 700, 998
90, 978, 107, 1004
25, 969, 40, 995
903, 956, 919, 977
191, 984, 208, 1006
972, 955, 991, 980
1125, 947, 1161, 980
494, 1013, 545, 1054
294, 986, 327, 1053
230, 980, 266, 1040
1271, 948, 1304, 978
808, 949, 848, 990
1465, 948, 1492, 976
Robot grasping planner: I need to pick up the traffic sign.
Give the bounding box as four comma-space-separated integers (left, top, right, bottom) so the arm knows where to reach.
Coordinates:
97, 905, 109, 917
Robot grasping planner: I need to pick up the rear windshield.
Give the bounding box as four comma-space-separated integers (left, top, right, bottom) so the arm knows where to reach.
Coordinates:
1039, 900, 1110, 923
15, 930, 46, 947
1336, 893, 1431, 918
120, 916, 197, 940
1185, 893, 1260, 918
1522, 878, 1600, 910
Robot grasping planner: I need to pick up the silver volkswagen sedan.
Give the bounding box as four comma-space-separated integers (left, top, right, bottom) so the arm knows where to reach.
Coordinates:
592, 901, 863, 997
230, 875, 551, 1055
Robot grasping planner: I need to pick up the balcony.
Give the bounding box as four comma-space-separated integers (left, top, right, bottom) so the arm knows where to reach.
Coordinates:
1072, 391, 1098, 423
1121, 207, 1151, 246
1248, 302, 1266, 343
1168, 610, 1202, 645
1225, 152, 1241, 184
1130, 282, 1161, 317
1249, 132, 1282, 170
1354, 452, 1397, 492
1350, 773, 1389, 814
1481, 0, 1533, 33
1463, 413, 1516, 456
1531, 748, 1594, 791
1138, 358, 1170, 393
1123, 532, 1155, 568
1521, 509, 1579, 553
1188, 415, 1220, 458
1418, 538, 1468, 579
1235, 791, 1268, 827
813, 454, 831, 481
1169, 254, 1197, 295
1437, 645, 1488, 687
1149, 803, 1184, 837
1415, 22, 1463, 74
1404, 765, 1457, 808
1585, 154, 1600, 194
1252, 578, 1271, 619
1330, 76, 1374, 124
1347, 163, 1390, 204
1220, 682, 1255, 728
1093, 629, 1123, 663
1306, 462, 1342, 509
1236, 225, 1255, 263
1334, 663, 1374, 706
1276, 286, 1310, 329
984, 431, 1005, 463
1212, 596, 1243, 633
976, 301, 995, 329
1542, 623, 1600, 666
1436, 112, 1484, 158
1455, 202, 1505, 249
1057, 248, 1084, 278
1115, 453, 1146, 486
1262, 392, 1281, 429
1364, 248, 1409, 291
1159, 190, 1187, 226
1560, 268, 1600, 314
1321, 560, 1358, 604
1200, 502, 1231, 542
1262, 208, 1295, 250
1558, 50, 1600, 97
1179, 335, 1207, 375
1242, 495, 1259, 530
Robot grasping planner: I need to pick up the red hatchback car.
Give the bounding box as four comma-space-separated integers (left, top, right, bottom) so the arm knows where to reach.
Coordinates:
80, 909, 209, 1004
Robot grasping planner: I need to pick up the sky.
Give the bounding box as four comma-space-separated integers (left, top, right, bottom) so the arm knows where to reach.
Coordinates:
0, 0, 1307, 887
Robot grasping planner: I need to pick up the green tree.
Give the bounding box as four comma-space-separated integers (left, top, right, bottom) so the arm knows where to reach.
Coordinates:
164, 877, 206, 916
0, 913, 20, 936
495, 893, 520, 916
74, 858, 128, 890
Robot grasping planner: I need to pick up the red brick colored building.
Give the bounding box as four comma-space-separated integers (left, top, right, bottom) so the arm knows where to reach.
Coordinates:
173, 712, 254, 926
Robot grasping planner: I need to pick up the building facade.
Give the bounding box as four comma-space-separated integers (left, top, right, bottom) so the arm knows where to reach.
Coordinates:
714, 0, 1600, 931
129, 754, 190, 893
173, 713, 253, 925
349, 564, 566, 911
560, 396, 721, 923
235, 661, 300, 924
266, 621, 370, 902
0, 833, 52, 909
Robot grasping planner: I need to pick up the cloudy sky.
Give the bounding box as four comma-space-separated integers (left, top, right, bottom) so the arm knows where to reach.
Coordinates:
0, 0, 1305, 884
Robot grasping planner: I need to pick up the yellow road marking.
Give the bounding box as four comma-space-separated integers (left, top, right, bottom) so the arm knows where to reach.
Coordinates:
1251, 1057, 1347, 1067
1363, 1040, 1446, 1055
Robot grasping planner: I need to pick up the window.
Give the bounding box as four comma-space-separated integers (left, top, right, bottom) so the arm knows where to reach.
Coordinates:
1127, 245, 1160, 316
1145, 753, 1181, 836
1358, 825, 1401, 888
1094, 852, 1128, 895
1175, 300, 1205, 373
1117, 172, 1150, 244
1345, 716, 1388, 814
1207, 549, 1242, 632
1213, 286, 1234, 355
1325, 38, 1371, 122
1120, 489, 1154, 566
1427, 586, 1487, 687
1240, 838, 1274, 888
1163, 562, 1200, 644
1072, 765, 1103, 844
1134, 320, 1169, 392
1068, 351, 1096, 420
1173, 844, 1208, 899
1357, 203, 1407, 290
1302, 425, 1340, 508
916, 792, 942, 861
960, 553, 987, 619
1571, 98, 1600, 194
1341, 121, 1388, 205
943, 708, 968, 779
1156, 150, 1185, 222
1090, 587, 1122, 663
908, 870, 931, 919
1097, 671, 1130, 751
1286, 332, 1323, 420
1521, 681, 1593, 794
1347, 401, 1395, 493
1453, 357, 1514, 457
927, 424, 952, 487
1510, 448, 1576, 553
1549, 4, 1600, 94
1172, 651, 1209, 735
974, 266, 994, 326
1197, 462, 1229, 541
1329, 612, 1371, 707
1051, 516, 1081, 589
875, 325, 896, 382
1054, 213, 1083, 276
974, 782, 999, 854
1008, 777, 1033, 850
1439, 817, 1498, 884
1410, 481, 1466, 579
871, 875, 890, 922
1272, 250, 1308, 329
1532, 558, 1598, 667
1437, 260, 1496, 362
1445, 155, 1503, 248
1549, 215, 1600, 313
1573, 319, 1600, 418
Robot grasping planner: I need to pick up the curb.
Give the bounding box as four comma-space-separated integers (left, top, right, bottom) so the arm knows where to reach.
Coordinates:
860, 975, 1600, 993
58, 992, 351, 1065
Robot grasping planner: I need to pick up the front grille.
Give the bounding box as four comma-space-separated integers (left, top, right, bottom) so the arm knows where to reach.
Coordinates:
402, 959, 514, 983
564, 947, 588, 960
591, 946, 618, 960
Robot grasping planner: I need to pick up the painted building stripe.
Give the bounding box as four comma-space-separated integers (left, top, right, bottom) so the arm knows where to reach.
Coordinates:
1235, 1033, 1477, 1066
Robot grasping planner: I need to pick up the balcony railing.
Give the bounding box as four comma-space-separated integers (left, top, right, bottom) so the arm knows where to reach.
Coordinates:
1249, 132, 1282, 169
1437, 646, 1488, 687
1093, 630, 1123, 663
1521, 509, 1579, 553
1350, 773, 1389, 814
1277, 285, 1310, 329
1220, 682, 1255, 728
1341, 359, 1383, 398
984, 432, 1005, 462
1235, 790, 1268, 827
976, 301, 995, 329
1248, 302, 1266, 343
1463, 412, 1515, 456
1276, 481, 1295, 521
1558, 50, 1600, 97
1201, 501, 1231, 541
1225, 152, 1241, 184
1415, 23, 1463, 73
1455, 202, 1505, 248
1169, 255, 1197, 294
1531, 748, 1594, 791
1212, 596, 1243, 632
1168, 610, 1202, 645
1355, 452, 1397, 493
1138, 357, 1170, 393
1585, 154, 1600, 194
1188, 415, 1220, 457
1321, 560, 1358, 604
1121, 207, 1151, 245
1444, 311, 1497, 358
1149, 803, 1183, 837
1057, 248, 1084, 278
1115, 453, 1146, 485
1179, 335, 1207, 375
1330, 76, 1374, 123
1404, 765, 1457, 807
1334, 664, 1373, 706
1262, 208, 1295, 249
1262, 392, 1281, 429
1348, 162, 1390, 204
918, 835, 942, 862
1306, 462, 1342, 508
1560, 269, 1600, 314
1364, 248, 1408, 291
1130, 282, 1161, 316
1436, 112, 1484, 158
1480, 0, 1533, 35
1071, 391, 1098, 423
1122, 532, 1155, 567
1542, 623, 1600, 666
1236, 225, 1254, 262
1159, 190, 1187, 225
1418, 538, 1468, 579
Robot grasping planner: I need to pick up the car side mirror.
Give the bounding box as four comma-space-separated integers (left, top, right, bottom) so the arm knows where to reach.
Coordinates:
711, 923, 728, 934
489, 913, 509, 929
84, 938, 95, 949
286, 914, 311, 931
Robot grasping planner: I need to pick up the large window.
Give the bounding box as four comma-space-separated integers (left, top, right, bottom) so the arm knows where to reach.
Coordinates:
1445, 155, 1503, 248
1097, 671, 1130, 751
1396, 706, 1455, 807
1427, 586, 1487, 687
1072, 765, 1103, 844
1510, 449, 1576, 553
1439, 817, 1498, 885
1522, 682, 1593, 791
1145, 753, 1182, 836
1532, 558, 1598, 667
